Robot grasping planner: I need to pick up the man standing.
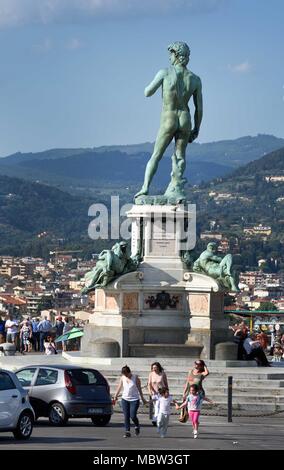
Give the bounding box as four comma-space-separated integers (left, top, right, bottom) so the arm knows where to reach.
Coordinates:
0, 315, 6, 343
31, 317, 40, 351
5, 314, 19, 346
38, 316, 52, 352
55, 316, 64, 338
135, 41, 203, 201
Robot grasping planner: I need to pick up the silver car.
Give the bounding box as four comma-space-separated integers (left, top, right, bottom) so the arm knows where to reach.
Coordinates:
15, 365, 112, 426
0, 369, 35, 439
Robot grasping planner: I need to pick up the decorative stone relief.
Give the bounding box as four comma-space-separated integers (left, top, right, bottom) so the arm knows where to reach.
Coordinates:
188, 293, 209, 316
123, 293, 139, 311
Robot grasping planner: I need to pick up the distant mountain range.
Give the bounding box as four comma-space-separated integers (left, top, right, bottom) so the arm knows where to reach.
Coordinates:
0, 134, 283, 189
0, 144, 283, 264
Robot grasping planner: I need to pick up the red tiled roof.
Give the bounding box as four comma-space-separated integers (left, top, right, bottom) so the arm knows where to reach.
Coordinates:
0, 294, 26, 306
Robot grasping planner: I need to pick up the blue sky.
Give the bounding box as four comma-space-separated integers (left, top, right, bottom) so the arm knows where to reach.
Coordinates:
0, 0, 283, 156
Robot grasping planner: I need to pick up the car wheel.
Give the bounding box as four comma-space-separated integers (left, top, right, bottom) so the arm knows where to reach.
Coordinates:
91, 415, 111, 426
13, 411, 34, 440
48, 402, 68, 426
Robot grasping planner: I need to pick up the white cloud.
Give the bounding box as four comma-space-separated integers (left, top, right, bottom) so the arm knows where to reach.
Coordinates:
228, 61, 252, 74
0, 0, 226, 27
65, 37, 84, 50
33, 38, 53, 53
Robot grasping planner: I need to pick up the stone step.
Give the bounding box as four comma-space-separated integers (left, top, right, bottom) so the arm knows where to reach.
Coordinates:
99, 370, 284, 381
108, 383, 284, 401
183, 394, 284, 404
3, 356, 284, 382
195, 386, 284, 396
105, 376, 284, 387
108, 382, 284, 396
113, 401, 284, 413
202, 402, 284, 411
194, 378, 284, 388
129, 344, 202, 357
62, 352, 258, 368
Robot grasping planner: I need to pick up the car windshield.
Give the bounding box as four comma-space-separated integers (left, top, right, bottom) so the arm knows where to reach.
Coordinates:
66, 369, 106, 386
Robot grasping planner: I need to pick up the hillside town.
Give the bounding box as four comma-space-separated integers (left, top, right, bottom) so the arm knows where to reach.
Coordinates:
0, 253, 92, 328
0, 251, 283, 332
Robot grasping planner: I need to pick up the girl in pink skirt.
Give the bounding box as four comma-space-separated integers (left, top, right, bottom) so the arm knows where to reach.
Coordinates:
176, 384, 214, 439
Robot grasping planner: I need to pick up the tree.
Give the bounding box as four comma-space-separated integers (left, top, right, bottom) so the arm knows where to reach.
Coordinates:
256, 302, 278, 312
37, 296, 54, 312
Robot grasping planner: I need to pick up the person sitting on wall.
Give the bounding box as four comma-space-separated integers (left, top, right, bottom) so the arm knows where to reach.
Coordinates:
243, 333, 270, 367
231, 322, 249, 360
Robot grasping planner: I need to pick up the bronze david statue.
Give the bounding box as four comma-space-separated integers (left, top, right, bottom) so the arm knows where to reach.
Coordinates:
135, 41, 203, 204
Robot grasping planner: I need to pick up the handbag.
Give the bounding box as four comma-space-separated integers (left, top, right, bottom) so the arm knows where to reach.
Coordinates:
178, 407, 188, 423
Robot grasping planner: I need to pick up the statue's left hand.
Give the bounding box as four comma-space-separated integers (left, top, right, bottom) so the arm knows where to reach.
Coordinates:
189, 129, 199, 143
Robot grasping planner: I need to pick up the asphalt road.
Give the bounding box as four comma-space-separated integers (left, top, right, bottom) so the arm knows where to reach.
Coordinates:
0, 414, 284, 450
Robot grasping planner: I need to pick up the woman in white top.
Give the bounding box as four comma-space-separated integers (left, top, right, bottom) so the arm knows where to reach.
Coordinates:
113, 365, 147, 438
44, 336, 57, 355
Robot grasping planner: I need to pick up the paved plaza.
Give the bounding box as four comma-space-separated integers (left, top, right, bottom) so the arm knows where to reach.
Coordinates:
0, 414, 284, 450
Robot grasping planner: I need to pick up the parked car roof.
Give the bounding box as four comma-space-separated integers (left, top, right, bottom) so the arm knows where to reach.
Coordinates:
16, 364, 98, 370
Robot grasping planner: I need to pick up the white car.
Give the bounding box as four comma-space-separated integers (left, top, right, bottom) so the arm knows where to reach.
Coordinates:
0, 369, 34, 439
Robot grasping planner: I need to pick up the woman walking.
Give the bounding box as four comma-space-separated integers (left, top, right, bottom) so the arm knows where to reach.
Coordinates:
19, 320, 32, 353
147, 362, 168, 426
183, 360, 209, 399
44, 336, 57, 355
113, 365, 147, 438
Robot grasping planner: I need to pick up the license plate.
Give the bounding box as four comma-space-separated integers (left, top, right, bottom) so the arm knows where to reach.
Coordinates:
88, 408, 103, 414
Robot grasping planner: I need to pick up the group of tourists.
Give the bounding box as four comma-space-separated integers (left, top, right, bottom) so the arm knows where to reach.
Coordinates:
0, 314, 82, 354
113, 360, 213, 439
269, 328, 284, 361
230, 322, 271, 366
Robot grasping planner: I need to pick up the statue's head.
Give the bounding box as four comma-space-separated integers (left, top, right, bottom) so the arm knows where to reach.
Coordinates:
207, 242, 217, 253
120, 240, 127, 250
168, 41, 190, 66
112, 241, 126, 256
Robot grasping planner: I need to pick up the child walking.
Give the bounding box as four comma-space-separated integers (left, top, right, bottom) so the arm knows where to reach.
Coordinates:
176, 384, 213, 439
154, 387, 177, 438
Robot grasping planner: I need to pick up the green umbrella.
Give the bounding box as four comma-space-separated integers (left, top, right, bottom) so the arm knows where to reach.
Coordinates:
55, 327, 84, 343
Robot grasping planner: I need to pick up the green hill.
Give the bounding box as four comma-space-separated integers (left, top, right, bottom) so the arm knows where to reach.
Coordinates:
233, 146, 284, 177
0, 175, 103, 257
190, 146, 284, 271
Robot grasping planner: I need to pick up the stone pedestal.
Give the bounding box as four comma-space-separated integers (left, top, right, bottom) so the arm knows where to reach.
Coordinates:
215, 342, 238, 360
81, 204, 228, 359
0, 343, 16, 356
127, 204, 194, 278
185, 285, 229, 359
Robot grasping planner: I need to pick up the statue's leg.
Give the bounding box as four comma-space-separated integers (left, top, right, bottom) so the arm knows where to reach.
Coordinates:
135, 118, 177, 198
220, 254, 233, 276
219, 255, 238, 291
164, 125, 190, 199
229, 276, 239, 292
174, 133, 188, 177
